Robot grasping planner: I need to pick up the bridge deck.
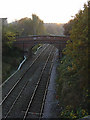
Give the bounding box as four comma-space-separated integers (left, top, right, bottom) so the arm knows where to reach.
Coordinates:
15, 35, 70, 44
14, 35, 70, 50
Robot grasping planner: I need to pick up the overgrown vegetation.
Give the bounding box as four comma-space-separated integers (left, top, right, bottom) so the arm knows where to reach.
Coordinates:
2, 47, 23, 82
63, 20, 74, 36
2, 27, 23, 82
2, 14, 46, 82
7, 14, 46, 36
32, 44, 41, 53
57, 2, 89, 119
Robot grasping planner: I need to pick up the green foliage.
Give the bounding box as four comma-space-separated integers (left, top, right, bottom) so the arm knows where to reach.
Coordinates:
17, 17, 33, 36
3, 31, 16, 48
2, 14, 47, 82
64, 3, 88, 83
63, 20, 74, 35
32, 14, 46, 35
8, 14, 46, 36
60, 105, 88, 119
2, 47, 23, 82
57, 2, 89, 118
2, 22, 23, 82
32, 44, 41, 53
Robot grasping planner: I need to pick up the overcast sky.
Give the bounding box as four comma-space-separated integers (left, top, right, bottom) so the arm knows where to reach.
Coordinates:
0, 0, 87, 23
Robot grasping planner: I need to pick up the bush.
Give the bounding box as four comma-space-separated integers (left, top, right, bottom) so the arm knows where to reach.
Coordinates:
56, 3, 89, 118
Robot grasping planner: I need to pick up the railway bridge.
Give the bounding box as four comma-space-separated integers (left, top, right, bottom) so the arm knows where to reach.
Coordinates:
14, 35, 70, 58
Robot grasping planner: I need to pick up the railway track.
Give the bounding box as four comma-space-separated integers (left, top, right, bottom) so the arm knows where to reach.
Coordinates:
1, 44, 49, 104
23, 46, 55, 119
2, 44, 50, 116
2, 44, 48, 96
2, 45, 56, 119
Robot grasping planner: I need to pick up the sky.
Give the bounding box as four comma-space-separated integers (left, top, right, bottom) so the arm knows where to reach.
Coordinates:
0, 0, 87, 23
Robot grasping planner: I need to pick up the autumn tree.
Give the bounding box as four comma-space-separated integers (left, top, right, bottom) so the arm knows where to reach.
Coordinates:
63, 19, 74, 35
9, 14, 46, 36
32, 14, 46, 35
57, 2, 89, 118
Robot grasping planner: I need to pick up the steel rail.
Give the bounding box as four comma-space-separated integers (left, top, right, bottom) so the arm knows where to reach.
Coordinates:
0, 44, 49, 106
0, 56, 26, 88
4, 81, 29, 119
23, 46, 54, 120
0, 44, 47, 88
3, 45, 53, 119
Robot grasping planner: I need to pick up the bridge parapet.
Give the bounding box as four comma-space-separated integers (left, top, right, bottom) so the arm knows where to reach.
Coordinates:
16, 35, 70, 41
15, 35, 70, 44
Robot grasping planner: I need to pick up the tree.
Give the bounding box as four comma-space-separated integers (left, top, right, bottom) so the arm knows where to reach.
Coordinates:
9, 14, 46, 36
32, 14, 46, 35
63, 20, 74, 35
57, 3, 88, 118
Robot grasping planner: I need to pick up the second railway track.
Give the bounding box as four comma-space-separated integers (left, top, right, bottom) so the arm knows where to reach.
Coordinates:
23, 46, 55, 119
